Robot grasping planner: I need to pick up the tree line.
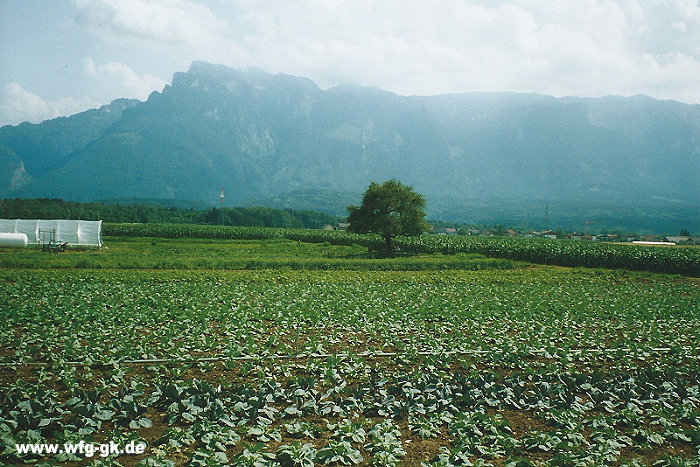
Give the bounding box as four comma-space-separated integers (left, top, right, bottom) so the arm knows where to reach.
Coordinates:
0, 198, 342, 229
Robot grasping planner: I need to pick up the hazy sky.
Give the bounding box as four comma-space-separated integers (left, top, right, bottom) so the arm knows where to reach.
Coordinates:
2, 0, 699, 126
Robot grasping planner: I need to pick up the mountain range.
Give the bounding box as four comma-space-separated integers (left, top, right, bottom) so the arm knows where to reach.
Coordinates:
1, 61, 698, 232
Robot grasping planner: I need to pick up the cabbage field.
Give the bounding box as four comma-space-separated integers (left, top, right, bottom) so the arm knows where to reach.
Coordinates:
1, 231, 699, 466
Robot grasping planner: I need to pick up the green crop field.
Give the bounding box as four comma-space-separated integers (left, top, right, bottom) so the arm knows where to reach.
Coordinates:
1, 228, 699, 466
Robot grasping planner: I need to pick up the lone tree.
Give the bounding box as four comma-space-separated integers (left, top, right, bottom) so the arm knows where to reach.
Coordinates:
347, 179, 430, 252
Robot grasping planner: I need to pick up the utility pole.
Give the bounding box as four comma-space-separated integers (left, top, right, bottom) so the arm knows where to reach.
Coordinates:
585, 220, 599, 236
219, 188, 224, 225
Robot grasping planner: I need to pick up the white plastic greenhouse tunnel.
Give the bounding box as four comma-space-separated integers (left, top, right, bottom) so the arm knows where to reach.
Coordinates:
0, 219, 102, 249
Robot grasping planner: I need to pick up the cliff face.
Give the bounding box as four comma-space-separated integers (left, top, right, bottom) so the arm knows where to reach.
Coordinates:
1, 61, 698, 215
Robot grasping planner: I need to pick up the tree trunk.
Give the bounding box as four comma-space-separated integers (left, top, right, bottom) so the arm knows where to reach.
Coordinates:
384, 235, 393, 252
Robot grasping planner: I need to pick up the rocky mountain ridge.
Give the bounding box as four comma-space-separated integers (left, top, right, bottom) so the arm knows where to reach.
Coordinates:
1, 61, 698, 230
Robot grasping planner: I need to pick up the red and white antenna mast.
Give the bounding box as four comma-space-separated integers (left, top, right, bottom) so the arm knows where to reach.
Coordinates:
219, 188, 225, 225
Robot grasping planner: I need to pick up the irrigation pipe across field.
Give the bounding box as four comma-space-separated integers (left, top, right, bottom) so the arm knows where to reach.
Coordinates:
0, 346, 695, 367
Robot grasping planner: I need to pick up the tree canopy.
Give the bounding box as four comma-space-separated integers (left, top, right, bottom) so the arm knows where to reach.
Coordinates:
347, 179, 429, 251
0, 198, 340, 229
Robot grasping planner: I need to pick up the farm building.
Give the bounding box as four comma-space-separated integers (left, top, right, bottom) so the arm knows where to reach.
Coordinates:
0, 219, 102, 249
664, 236, 698, 245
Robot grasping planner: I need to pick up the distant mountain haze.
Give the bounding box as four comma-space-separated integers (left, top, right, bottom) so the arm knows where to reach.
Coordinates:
1, 61, 698, 231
